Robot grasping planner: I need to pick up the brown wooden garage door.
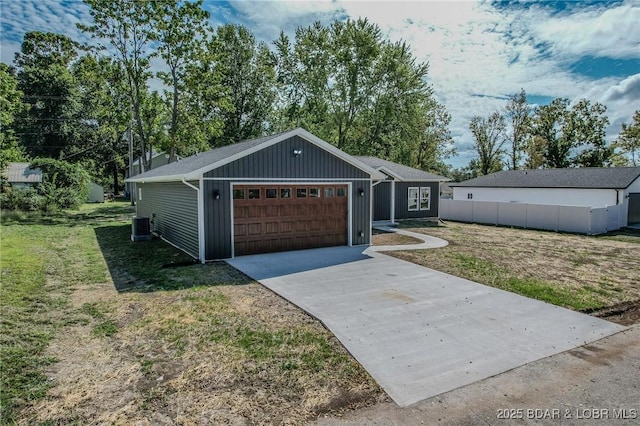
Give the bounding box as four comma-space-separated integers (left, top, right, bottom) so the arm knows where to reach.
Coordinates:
233, 184, 348, 256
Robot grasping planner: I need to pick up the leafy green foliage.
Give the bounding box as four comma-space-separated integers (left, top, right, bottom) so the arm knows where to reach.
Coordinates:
504, 89, 531, 170
614, 110, 640, 166
274, 18, 451, 171
469, 112, 506, 175
31, 158, 91, 210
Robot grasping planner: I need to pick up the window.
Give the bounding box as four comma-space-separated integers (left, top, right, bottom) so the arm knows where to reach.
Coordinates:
336, 187, 346, 197
420, 187, 430, 210
409, 187, 431, 211
324, 187, 334, 198
265, 188, 277, 198
408, 187, 419, 211
467, 193, 473, 200
248, 188, 260, 199
280, 188, 291, 198
296, 188, 307, 198
233, 188, 245, 199
309, 188, 320, 198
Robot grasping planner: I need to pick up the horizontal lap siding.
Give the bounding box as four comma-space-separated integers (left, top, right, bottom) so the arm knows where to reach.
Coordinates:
136, 182, 199, 259
395, 182, 440, 219
204, 136, 371, 259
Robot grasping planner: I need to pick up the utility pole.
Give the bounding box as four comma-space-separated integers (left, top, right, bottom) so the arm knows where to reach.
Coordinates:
128, 122, 135, 206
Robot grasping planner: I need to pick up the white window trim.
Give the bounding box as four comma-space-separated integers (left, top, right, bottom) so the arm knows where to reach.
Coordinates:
408, 186, 431, 211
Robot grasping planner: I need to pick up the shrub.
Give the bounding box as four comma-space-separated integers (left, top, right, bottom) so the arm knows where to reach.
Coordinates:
0, 187, 44, 211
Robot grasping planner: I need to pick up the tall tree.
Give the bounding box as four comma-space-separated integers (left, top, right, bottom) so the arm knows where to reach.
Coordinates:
79, 0, 156, 170
571, 99, 611, 167
530, 98, 573, 168
469, 112, 506, 175
416, 100, 454, 173
614, 110, 640, 166
14, 32, 80, 159
71, 55, 130, 194
504, 88, 530, 170
0, 63, 26, 181
154, 0, 210, 159
274, 18, 444, 169
209, 24, 277, 146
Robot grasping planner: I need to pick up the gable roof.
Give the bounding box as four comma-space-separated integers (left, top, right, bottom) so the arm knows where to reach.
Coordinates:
451, 167, 640, 189
126, 128, 386, 183
355, 156, 450, 182
4, 162, 42, 184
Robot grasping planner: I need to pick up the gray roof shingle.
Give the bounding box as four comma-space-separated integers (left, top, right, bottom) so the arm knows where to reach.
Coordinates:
355, 156, 449, 182
451, 167, 640, 189
4, 162, 42, 184
127, 131, 288, 181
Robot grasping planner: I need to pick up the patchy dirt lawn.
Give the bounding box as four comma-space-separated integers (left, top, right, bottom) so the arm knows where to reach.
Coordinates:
391, 221, 640, 322
371, 229, 423, 246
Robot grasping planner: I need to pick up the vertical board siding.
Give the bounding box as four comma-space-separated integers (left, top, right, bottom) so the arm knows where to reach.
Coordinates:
205, 136, 369, 179
373, 181, 392, 221
136, 182, 199, 259
202, 136, 372, 259
394, 182, 440, 219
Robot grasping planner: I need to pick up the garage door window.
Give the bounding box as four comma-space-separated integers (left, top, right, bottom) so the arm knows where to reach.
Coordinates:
233, 188, 245, 199
310, 188, 320, 198
296, 188, 307, 198
280, 188, 291, 198
266, 188, 277, 198
324, 187, 334, 198
337, 187, 346, 197
248, 189, 260, 199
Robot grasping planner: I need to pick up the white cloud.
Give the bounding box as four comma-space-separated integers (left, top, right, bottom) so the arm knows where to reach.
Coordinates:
533, 1, 640, 60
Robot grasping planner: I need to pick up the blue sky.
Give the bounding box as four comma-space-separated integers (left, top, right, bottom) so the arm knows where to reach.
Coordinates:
1, 0, 639, 168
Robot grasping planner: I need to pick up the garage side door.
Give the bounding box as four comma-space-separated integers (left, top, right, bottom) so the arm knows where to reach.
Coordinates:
629, 193, 640, 224
233, 184, 348, 256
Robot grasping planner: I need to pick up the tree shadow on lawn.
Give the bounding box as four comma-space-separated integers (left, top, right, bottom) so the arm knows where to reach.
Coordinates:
1, 203, 135, 227
94, 224, 252, 293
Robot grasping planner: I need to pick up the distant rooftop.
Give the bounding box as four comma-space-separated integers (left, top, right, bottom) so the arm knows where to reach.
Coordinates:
451, 167, 640, 189
4, 162, 42, 184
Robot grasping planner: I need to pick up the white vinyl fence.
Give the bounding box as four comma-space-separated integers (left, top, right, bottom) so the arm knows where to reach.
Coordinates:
439, 199, 622, 235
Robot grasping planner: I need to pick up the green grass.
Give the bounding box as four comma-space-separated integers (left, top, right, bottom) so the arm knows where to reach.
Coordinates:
451, 253, 603, 310
0, 206, 112, 423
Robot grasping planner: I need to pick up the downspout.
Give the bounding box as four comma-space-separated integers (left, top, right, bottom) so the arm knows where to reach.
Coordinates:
390, 180, 396, 224
182, 177, 205, 264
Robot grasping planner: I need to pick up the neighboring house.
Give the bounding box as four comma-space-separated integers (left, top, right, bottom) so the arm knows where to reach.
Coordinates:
3, 162, 42, 189
126, 128, 386, 262
450, 167, 640, 228
355, 156, 449, 223
440, 182, 453, 199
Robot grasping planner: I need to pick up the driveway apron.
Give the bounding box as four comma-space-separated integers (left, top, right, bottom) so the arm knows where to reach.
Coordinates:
227, 246, 625, 407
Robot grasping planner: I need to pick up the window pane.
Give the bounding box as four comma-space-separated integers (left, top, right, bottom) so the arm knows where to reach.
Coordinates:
248, 188, 260, 199
266, 188, 277, 198
324, 187, 334, 198
408, 187, 419, 211
337, 187, 346, 197
309, 188, 320, 197
280, 188, 291, 198
233, 189, 245, 199
420, 187, 430, 210
296, 188, 307, 198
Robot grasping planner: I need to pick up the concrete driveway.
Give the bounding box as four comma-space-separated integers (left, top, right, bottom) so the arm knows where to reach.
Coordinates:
227, 245, 625, 407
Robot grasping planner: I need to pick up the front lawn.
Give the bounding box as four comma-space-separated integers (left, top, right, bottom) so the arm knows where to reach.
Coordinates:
0, 202, 381, 424
392, 221, 640, 316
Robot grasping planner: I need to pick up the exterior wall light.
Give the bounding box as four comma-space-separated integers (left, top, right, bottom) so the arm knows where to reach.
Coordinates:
293, 149, 302, 156
213, 190, 220, 200
359, 231, 365, 237
358, 188, 365, 197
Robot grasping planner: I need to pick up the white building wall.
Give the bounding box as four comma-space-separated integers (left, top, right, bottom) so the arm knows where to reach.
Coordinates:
452, 187, 618, 207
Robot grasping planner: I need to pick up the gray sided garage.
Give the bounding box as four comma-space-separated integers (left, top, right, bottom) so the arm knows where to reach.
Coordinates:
128, 128, 385, 262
